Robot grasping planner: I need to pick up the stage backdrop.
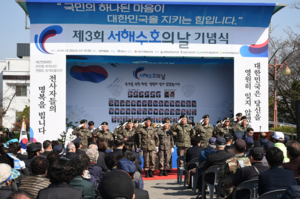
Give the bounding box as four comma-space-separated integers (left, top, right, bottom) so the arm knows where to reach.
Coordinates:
66, 56, 234, 128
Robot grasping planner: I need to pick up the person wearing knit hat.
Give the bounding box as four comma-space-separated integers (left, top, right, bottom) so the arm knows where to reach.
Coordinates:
0, 163, 20, 198
198, 137, 217, 169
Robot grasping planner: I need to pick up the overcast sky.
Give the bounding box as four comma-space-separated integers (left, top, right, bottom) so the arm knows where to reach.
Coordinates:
0, 0, 299, 60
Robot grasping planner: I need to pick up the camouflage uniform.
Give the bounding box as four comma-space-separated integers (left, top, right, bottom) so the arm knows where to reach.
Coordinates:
233, 124, 251, 132
113, 127, 126, 140
194, 124, 214, 148
217, 154, 251, 196
136, 126, 159, 171
72, 127, 92, 151
214, 126, 234, 137
157, 127, 174, 170
171, 122, 195, 167
92, 128, 114, 150
121, 128, 139, 149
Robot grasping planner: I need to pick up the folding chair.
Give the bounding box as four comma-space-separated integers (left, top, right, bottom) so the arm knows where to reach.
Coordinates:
177, 156, 186, 185
184, 157, 199, 188
232, 179, 259, 199
201, 165, 221, 199
193, 161, 206, 193
257, 189, 286, 199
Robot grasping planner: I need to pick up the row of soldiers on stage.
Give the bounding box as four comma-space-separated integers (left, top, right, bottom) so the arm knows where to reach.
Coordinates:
72, 113, 251, 177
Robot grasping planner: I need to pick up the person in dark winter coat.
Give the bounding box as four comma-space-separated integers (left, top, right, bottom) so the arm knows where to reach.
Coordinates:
96, 139, 109, 172
280, 185, 300, 199
198, 137, 217, 174
37, 158, 83, 199
258, 147, 297, 196
86, 149, 104, 181
0, 163, 20, 199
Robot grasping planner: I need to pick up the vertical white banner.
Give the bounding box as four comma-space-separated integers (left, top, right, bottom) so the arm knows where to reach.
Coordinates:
30, 51, 66, 142
234, 57, 269, 132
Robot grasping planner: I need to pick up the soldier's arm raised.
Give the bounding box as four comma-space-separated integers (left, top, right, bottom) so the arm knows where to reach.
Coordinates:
92, 128, 100, 137
170, 122, 179, 132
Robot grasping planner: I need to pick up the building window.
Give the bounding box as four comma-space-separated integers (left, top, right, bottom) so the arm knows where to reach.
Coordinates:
16, 86, 27, 97
16, 111, 21, 122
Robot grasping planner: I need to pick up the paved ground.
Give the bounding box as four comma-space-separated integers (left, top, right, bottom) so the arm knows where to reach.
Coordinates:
144, 179, 200, 199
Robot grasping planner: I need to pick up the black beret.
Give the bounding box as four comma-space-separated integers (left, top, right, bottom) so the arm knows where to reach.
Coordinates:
144, 117, 151, 122
223, 117, 230, 121
80, 119, 87, 124
134, 120, 139, 124
236, 113, 243, 117
101, 121, 108, 125
241, 116, 247, 120
180, 114, 187, 119
202, 114, 209, 119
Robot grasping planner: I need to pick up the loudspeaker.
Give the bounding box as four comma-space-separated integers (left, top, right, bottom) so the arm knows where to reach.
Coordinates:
296, 100, 300, 138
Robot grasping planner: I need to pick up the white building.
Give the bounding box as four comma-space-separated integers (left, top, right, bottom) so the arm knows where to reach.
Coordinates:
0, 44, 30, 129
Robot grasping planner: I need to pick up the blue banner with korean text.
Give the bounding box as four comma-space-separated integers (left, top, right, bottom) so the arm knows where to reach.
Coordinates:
27, 2, 275, 27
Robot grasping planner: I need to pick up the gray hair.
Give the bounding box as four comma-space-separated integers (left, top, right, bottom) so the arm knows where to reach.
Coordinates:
67, 143, 75, 151
86, 149, 99, 162
88, 144, 98, 150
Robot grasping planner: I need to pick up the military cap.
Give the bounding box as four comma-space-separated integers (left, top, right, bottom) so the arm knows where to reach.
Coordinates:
216, 137, 226, 146
236, 113, 243, 117
249, 147, 263, 158
53, 145, 65, 155
127, 119, 133, 123
209, 137, 217, 145
144, 117, 151, 122
72, 137, 82, 144
26, 143, 41, 152
223, 117, 230, 121
80, 119, 87, 124
216, 120, 222, 124
180, 114, 187, 119
202, 114, 209, 119
134, 120, 139, 124
101, 121, 108, 126
234, 139, 247, 149
241, 116, 247, 120
224, 133, 233, 141
163, 118, 170, 124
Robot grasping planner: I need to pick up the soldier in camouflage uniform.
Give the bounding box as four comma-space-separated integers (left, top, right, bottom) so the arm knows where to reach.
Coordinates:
218, 139, 251, 196
72, 119, 92, 151
157, 118, 174, 176
113, 122, 126, 140
136, 117, 159, 178
92, 122, 114, 150
194, 115, 214, 148
120, 119, 139, 149
214, 117, 234, 137
233, 116, 252, 132
171, 114, 195, 168
230, 113, 242, 130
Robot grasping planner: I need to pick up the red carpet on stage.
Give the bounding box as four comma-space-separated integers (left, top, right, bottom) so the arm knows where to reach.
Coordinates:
142, 168, 183, 181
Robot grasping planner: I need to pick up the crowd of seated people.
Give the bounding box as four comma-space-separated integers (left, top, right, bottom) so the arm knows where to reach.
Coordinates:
0, 137, 148, 199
